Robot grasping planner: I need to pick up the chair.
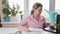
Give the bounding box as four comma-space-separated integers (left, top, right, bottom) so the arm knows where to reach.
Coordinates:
0, 16, 2, 27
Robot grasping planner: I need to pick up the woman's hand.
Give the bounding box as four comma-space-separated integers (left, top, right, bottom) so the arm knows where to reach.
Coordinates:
48, 23, 56, 29
17, 24, 30, 32
23, 27, 30, 32
49, 23, 54, 27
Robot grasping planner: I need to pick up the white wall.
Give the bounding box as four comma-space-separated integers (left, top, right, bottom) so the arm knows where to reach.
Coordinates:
0, 0, 56, 22
49, 0, 55, 11
0, 0, 2, 15
24, 0, 29, 18
0, 0, 3, 22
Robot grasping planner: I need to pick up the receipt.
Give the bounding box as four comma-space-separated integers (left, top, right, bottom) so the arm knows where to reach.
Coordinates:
29, 27, 43, 32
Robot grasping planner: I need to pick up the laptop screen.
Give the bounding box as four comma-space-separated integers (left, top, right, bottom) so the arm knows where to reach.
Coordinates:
57, 14, 60, 24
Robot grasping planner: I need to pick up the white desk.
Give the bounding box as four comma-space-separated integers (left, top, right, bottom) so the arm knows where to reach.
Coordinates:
0, 27, 55, 34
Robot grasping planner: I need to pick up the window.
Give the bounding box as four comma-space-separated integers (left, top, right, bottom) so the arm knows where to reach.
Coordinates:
8, 0, 24, 17
55, 0, 60, 14
7, 0, 24, 22
29, 0, 49, 22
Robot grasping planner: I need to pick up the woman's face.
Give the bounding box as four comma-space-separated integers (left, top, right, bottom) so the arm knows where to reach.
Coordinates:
34, 6, 42, 16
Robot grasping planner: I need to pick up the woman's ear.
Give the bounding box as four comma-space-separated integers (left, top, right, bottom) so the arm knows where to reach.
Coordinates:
33, 8, 36, 11
33, 8, 35, 11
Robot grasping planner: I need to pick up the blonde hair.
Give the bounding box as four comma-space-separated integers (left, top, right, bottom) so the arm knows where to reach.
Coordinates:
31, 3, 43, 15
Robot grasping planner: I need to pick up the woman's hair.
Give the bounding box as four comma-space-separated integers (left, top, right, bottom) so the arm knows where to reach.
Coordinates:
31, 3, 43, 15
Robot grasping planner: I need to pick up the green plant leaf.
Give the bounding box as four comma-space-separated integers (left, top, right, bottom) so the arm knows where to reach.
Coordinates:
56, 22, 60, 30
3, 8, 11, 17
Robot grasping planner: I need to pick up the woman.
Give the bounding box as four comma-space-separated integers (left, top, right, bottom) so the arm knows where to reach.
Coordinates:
17, 3, 48, 32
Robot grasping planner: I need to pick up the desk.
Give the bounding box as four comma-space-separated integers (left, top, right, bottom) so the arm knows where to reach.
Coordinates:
0, 27, 55, 34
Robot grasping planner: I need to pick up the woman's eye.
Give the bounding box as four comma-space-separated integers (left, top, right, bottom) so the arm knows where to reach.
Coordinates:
39, 9, 42, 11
39, 10, 40, 11
39, 10, 41, 11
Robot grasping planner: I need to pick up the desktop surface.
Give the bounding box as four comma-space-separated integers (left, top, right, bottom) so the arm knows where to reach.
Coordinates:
0, 27, 55, 34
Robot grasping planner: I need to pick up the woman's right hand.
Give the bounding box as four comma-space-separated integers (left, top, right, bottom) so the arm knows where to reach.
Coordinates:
17, 25, 30, 32
23, 27, 30, 32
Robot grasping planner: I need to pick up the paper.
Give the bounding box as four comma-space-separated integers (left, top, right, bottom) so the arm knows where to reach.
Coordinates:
29, 27, 43, 32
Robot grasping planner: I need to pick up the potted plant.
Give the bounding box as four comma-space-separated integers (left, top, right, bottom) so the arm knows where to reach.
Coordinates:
2, 0, 11, 22
19, 11, 24, 20
2, 8, 11, 22
56, 22, 60, 34
9, 4, 20, 22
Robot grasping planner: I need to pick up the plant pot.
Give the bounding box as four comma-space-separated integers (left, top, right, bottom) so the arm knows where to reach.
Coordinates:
4, 16, 10, 22
20, 15, 23, 20
10, 16, 17, 22
58, 30, 60, 34
56, 30, 60, 34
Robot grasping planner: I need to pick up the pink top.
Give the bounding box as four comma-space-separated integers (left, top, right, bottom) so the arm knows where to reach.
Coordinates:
20, 15, 46, 29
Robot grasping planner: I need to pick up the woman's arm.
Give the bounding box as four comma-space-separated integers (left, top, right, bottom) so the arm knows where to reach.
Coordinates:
17, 17, 30, 32
17, 24, 30, 32
44, 23, 50, 28
42, 17, 49, 28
